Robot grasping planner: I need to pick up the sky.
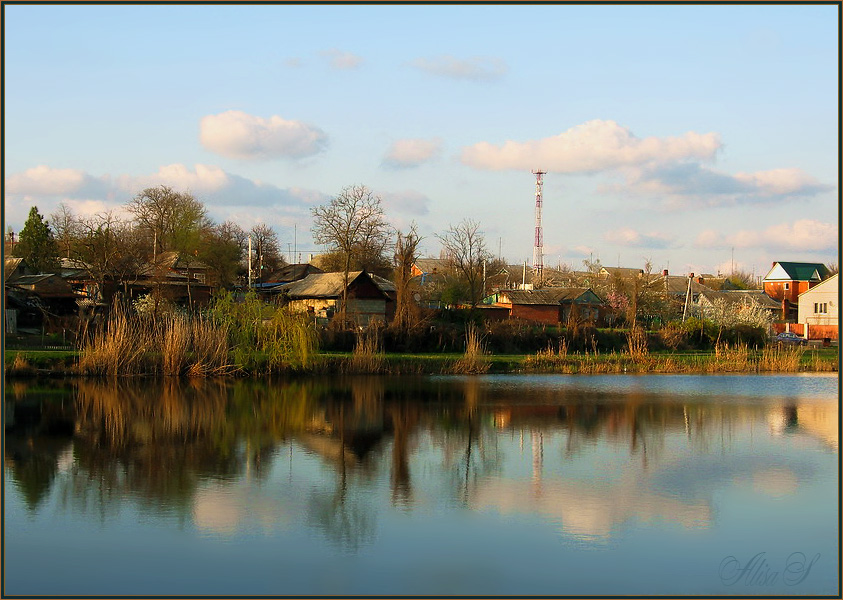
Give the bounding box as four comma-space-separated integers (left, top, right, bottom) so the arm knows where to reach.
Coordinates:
3, 4, 839, 278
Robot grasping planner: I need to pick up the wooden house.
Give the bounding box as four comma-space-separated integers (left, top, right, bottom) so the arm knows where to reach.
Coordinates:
275, 270, 392, 327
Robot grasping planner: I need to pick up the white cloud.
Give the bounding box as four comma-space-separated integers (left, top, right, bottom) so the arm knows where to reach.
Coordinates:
199, 110, 328, 160
694, 220, 838, 253
5, 165, 107, 197
118, 163, 231, 195
409, 55, 508, 81
319, 49, 363, 70
4, 163, 327, 232
604, 227, 676, 249
461, 120, 721, 173
382, 138, 442, 168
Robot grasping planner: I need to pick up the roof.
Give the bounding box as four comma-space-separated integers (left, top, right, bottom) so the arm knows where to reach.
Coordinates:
413, 258, 449, 274
5, 257, 25, 280
139, 251, 210, 277
370, 273, 396, 293
657, 275, 713, 295
764, 262, 830, 282
498, 287, 600, 306
276, 270, 388, 300
698, 290, 780, 309
599, 267, 645, 278
264, 263, 323, 284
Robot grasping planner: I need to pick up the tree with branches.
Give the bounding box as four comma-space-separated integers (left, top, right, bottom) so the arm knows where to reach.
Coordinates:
126, 185, 208, 256
249, 223, 285, 283
311, 185, 392, 318
436, 219, 490, 308
393, 224, 422, 329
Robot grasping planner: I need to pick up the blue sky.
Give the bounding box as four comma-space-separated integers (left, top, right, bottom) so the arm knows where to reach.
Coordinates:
4, 4, 839, 277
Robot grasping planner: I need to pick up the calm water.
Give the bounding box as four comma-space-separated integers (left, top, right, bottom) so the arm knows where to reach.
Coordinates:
3, 374, 839, 595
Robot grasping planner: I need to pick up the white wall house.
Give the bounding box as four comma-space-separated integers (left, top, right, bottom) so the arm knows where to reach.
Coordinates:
797, 273, 838, 329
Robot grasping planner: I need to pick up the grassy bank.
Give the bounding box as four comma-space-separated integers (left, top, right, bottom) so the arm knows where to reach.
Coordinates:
5, 346, 838, 378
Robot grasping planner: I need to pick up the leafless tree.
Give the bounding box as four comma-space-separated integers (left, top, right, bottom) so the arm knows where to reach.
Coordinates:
436, 219, 490, 308
311, 184, 392, 317
393, 224, 422, 329
249, 223, 285, 282
50, 202, 81, 259
126, 185, 208, 256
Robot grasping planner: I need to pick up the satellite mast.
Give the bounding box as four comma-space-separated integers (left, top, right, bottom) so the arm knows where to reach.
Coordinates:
532, 169, 546, 286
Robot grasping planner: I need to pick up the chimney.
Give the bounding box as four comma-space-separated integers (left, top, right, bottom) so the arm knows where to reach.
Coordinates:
662, 269, 668, 277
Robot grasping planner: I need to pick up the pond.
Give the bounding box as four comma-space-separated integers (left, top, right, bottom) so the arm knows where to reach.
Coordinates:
3, 373, 839, 595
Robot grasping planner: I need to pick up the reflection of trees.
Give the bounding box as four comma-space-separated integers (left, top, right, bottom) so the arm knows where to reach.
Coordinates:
6, 376, 836, 548
4, 382, 76, 511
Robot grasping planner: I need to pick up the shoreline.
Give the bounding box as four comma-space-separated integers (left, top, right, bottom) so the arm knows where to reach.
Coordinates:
5, 347, 839, 379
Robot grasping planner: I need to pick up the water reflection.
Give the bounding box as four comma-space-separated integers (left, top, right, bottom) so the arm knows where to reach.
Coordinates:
5, 375, 838, 549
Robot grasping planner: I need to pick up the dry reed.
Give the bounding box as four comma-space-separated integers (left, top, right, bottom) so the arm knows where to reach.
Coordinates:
450, 325, 491, 374
348, 326, 385, 373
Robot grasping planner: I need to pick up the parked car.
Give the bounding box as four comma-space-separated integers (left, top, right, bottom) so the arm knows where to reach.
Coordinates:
774, 332, 806, 346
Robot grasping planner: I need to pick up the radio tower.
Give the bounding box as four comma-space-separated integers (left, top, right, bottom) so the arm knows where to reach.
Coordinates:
532, 169, 546, 286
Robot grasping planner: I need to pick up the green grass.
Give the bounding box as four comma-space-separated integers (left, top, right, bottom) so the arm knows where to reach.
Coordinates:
5, 346, 838, 378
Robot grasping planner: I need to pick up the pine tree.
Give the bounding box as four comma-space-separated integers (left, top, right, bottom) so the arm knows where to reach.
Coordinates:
16, 206, 60, 273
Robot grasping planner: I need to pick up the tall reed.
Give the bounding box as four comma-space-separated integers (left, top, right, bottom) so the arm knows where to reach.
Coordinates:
758, 344, 804, 372
450, 324, 490, 374
349, 326, 385, 374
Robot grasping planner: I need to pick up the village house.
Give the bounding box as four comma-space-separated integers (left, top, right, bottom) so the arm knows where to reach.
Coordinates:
763, 261, 831, 320
695, 289, 781, 321
489, 287, 605, 326
273, 270, 392, 327
131, 251, 214, 306
797, 273, 838, 343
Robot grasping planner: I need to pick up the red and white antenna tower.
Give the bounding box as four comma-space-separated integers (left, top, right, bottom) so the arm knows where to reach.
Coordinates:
532, 169, 546, 284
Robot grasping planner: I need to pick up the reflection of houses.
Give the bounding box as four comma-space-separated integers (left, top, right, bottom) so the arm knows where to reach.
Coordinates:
274, 270, 393, 327
796, 273, 838, 342
763, 261, 831, 321
489, 287, 605, 326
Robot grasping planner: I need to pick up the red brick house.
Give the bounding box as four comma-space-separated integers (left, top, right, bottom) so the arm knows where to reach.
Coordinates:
763, 262, 831, 320
491, 287, 605, 326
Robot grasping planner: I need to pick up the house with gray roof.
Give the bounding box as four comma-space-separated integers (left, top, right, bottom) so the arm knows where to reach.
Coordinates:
274, 270, 392, 327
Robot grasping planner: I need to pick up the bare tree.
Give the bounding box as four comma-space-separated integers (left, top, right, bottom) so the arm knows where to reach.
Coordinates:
249, 223, 285, 283
50, 202, 81, 259
311, 185, 392, 317
126, 185, 208, 256
436, 219, 490, 308
393, 224, 422, 329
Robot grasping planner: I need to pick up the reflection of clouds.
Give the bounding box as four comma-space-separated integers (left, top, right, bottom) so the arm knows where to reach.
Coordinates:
750, 468, 799, 497
192, 484, 290, 537
471, 479, 710, 541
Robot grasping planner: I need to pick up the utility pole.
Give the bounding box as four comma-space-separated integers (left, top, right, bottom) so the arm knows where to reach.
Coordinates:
248, 236, 252, 290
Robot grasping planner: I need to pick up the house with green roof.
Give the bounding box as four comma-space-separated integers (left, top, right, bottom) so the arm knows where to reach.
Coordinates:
763, 261, 831, 320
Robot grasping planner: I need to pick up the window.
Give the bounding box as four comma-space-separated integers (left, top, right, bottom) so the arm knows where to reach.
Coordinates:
814, 302, 828, 314
784, 282, 790, 290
